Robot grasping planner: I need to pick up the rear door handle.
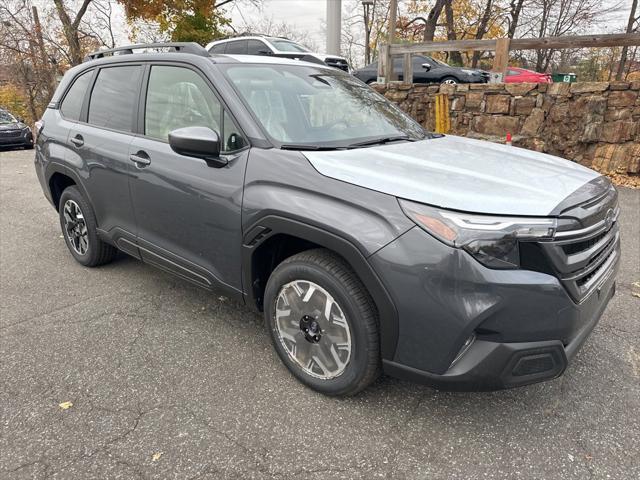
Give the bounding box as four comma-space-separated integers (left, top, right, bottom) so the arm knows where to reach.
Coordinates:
70, 135, 84, 147
129, 152, 151, 167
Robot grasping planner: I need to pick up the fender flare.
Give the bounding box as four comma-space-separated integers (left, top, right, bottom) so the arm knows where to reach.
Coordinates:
242, 215, 399, 360
45, 162, 93, 211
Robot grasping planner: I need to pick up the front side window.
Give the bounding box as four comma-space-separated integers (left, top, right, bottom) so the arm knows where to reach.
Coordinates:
247, 40, 268, 55
145, 65, 245, 152
88, 66, 142, 131
223, 64, 426, 147
225, 40, 247, 54
60, 70, 93, 121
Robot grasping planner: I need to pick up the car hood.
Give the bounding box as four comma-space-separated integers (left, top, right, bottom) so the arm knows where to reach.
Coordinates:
0, 123, 21, 130
302, 135, 601, 216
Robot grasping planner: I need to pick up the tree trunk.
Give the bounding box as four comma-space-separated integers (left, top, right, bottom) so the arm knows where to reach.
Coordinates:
507, 0, 525, 38
471, 0, 493, 68
422, 0, 447, 42
52, 0, 92, 66
616, 0, 638, 80
444, 0, 463, 66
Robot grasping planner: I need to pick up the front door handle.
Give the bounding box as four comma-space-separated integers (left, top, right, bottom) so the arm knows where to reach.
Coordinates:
129, 152, 151, 167
70, 135, 84, 147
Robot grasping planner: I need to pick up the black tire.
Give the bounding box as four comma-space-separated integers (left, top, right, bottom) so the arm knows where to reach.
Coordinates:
25, 144, 34, 150
264, 249, 380, 396
58, 186, 117, 267
440, 76, 459, 85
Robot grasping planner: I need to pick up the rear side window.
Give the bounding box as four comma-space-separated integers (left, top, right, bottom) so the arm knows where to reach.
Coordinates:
60, 70, 93, 121
225, 40, 248, 54
209, 43, 227, 54
88, 66, 143, 132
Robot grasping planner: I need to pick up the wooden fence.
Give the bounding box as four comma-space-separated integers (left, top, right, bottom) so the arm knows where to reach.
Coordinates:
377, 33, 640, 84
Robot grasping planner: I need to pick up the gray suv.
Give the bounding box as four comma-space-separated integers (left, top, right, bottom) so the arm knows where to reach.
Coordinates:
35, 43, 620, 396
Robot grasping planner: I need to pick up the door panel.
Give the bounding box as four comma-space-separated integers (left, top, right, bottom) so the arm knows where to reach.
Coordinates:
128, 64, 248, 295
128, 137, 248, 293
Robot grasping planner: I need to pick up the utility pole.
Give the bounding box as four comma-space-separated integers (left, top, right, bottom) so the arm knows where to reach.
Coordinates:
326, 0, 342, 56
387, 0, 398, 80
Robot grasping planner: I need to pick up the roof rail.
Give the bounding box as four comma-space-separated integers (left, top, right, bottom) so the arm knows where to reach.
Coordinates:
84, 42, 209, 62
219, 32, 290, 41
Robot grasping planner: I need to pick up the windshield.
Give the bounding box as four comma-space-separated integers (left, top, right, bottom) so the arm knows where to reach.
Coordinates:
0, 110, 17, 124
223, 65, 426, 148
270, 39, 310, 53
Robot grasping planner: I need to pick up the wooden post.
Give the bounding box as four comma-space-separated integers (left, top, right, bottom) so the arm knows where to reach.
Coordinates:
388, 0, 398, 81
492, 38, 511, 77
403, 53, 412, 84
377, 44, 391, 84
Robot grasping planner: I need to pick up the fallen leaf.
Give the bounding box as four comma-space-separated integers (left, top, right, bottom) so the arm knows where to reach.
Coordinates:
152, 452, 163, 462
632, 292, 640, 299
58, 401, 73, 410
632, 281, 640, 289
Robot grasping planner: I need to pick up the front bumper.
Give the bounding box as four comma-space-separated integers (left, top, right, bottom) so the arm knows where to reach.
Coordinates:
370, 226, 619, 390
0, 129, 33, 148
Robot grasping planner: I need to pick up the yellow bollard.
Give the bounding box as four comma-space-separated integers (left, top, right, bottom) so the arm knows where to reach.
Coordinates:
434, 93, 450, 134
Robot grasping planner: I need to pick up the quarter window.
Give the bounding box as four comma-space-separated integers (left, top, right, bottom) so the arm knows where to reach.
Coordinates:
209, 43, 227, 54
60, 70, 93, 121
88, 66, 142, 132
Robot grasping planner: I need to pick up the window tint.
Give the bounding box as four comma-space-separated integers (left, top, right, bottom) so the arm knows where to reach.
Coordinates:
145, 66, 222, 142
225, 40, 247, 54
88, 66, 142, 131
247, 40, 268, 55
145, 66, 245, 152
60, 70, 93, 121
507, 69, 519, 76
209, 43, 227, 54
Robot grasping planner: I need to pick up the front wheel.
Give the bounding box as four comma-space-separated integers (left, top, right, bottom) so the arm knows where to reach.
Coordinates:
264, 249, 380, 396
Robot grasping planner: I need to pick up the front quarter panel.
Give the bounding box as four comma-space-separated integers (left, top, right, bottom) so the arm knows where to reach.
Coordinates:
242, 149, 414, 256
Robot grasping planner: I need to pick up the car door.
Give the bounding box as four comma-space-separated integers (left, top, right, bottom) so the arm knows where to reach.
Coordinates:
66, 64, 144, 256
127, 64, 249, 295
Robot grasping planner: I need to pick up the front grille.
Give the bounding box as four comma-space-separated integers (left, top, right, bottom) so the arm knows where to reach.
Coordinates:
532, 188, 620, 303
0, 129, 21, 138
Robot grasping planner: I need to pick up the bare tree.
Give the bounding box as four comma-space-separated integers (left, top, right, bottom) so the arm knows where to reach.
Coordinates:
422, 0, 447, 42
471, 0, 494, 68
507, 0, 525, 38
444, 0, 463, 65
52, 0, 93, 66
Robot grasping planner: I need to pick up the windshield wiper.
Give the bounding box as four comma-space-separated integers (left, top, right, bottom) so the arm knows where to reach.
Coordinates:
280, 144, 345, 151
347, 135, 414, 148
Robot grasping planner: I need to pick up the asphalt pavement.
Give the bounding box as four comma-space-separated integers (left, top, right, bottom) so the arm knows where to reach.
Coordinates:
1, 148, 639, 479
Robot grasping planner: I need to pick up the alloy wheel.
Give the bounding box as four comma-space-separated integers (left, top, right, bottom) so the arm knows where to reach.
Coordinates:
63, 199, 89, 255
274, 280, 352, 379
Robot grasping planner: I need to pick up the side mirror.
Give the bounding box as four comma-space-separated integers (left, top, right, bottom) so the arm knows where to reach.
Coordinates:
422, 63, 431, 71
168, 126, 227, 168
17, 117, 24, 123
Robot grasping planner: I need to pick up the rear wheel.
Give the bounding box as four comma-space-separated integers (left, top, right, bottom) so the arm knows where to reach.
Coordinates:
264, 249, 380, 396
440, 76, 459, 85
59, 186, 117, 267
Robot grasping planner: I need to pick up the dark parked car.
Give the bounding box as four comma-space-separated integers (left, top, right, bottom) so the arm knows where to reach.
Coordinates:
0, 109, 33, 149
353, 55, 489, 84
35, 43, 619, 396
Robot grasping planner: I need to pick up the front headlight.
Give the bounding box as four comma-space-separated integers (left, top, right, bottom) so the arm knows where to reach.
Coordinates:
399, 199, 557, 269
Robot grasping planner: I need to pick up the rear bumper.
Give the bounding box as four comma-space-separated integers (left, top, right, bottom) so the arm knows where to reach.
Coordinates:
371, 226, 619, 391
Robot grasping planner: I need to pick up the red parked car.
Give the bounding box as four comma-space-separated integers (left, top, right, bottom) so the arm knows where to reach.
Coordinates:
505, 67, 552, 83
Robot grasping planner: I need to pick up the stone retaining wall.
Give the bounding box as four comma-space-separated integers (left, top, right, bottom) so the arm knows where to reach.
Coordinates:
373, 81, 640, 175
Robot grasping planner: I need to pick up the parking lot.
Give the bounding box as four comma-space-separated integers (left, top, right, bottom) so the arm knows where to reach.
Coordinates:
1, 147, 639, 479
